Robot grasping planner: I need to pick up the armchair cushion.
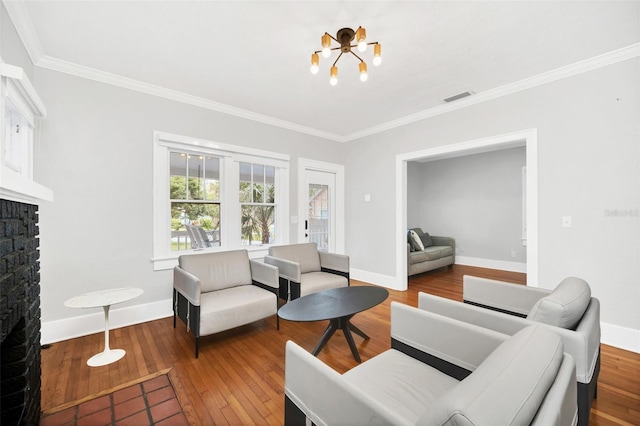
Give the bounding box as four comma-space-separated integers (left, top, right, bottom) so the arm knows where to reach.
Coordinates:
178, 250, 252, 293
418, 325, 564, 426
300, 272, 347, 297
199, 285, 276, 335
269, 242, 321, 273
527, 277, 592, 329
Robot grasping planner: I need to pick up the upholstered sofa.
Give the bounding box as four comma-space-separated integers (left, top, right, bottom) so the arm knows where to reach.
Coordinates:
407, 228, 455, 276
285, 301, 578, 425
419, 276, 600, 426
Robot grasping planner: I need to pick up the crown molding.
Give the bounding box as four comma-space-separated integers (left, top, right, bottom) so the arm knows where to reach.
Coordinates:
342, 42, 640, 142
35, 55, 344, 142
2, 0, 44, 65
4, 1, 638, 143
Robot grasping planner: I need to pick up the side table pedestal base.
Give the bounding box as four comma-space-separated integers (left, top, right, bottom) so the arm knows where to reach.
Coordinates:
87, 349, 126, 367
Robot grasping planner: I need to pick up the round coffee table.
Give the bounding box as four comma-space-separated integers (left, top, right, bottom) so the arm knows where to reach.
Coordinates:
64, 287, 143, 367
278, 285, 388, 362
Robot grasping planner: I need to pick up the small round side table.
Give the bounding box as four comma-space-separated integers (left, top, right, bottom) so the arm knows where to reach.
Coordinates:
64, 287, 143, 367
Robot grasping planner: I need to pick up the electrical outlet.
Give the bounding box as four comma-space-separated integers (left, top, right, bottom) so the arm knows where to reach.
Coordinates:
562, 216, 572, 228
511, 250, 517, 258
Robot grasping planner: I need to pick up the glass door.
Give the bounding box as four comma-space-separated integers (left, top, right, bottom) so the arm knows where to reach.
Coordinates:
303, 169, 335, 252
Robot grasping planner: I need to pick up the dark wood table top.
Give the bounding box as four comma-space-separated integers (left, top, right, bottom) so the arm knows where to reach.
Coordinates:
278, 286, 389, 322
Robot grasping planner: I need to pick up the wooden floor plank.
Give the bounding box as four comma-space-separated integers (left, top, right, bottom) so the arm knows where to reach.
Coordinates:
40, 264, 640, 425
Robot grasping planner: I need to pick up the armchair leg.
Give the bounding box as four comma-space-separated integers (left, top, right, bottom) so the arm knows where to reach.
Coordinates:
195, 337, 199, 358
277, 314, 280, 330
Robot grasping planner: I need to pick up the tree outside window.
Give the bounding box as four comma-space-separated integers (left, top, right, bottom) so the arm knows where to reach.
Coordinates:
240, 162, 275, 245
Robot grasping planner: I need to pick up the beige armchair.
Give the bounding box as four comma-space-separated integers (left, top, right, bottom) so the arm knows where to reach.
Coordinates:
285, 302, 577, 425
419, 276, 600, 426
173, 249, 279, 357
264, 242, 349, 300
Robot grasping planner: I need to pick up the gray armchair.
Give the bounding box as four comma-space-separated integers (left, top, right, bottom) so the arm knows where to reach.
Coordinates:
173, 249, 279, 357
419, 276, 600, 426
264, 243, 349, 300
285, 302, 578, 425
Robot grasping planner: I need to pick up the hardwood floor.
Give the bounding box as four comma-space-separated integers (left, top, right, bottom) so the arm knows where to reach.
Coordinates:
41, 265, 640, 425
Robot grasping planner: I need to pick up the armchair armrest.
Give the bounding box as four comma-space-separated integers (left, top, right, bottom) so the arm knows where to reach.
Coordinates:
419, 292, 600, 384
249, 260, 279, 289
264, 255, 301, 282
391, 302, 507, 372
319, 251, 349, 274
463, 275, 551, 316
173, 266, 201, 306
285, 341, 407, 425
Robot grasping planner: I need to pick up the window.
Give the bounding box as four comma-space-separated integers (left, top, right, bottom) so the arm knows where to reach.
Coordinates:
153, 132, 289, 270
240, 162, 276, 245
170, 152, 221, 250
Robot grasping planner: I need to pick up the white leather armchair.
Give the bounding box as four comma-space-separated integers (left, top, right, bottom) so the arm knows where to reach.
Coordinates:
285, 302, 578, 425
419, 275, 600, 426
173, 249, 279, 357
264, 243, 349, 300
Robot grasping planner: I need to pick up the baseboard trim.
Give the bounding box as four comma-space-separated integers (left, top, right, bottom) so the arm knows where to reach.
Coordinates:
41, 288, 640, 354
455, 256, 527, 273
349, 268, 403, 290
41, 299, 173, 345
601, 322, 640, 354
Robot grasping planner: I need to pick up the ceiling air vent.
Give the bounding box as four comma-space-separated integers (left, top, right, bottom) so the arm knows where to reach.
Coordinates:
443, 91, 474, 103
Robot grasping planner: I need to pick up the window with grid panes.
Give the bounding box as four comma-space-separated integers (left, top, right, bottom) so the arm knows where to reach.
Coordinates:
239, 162, 276, 245
169, 151, 220, 250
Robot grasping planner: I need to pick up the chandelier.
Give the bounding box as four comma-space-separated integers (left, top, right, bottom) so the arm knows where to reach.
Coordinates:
310, 27, 382, 85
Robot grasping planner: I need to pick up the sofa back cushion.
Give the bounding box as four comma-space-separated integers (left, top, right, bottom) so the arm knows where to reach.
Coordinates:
269, 243, 321, 274
417, 325, 564, 426
527, 277, 592, 329
179, 250, 252, 293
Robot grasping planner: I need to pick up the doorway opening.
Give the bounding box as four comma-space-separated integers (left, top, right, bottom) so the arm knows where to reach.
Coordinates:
395, 129, 538, 291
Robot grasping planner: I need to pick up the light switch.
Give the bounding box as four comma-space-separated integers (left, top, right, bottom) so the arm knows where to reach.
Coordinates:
364, 194, 371, 202
562, 216, 572, 228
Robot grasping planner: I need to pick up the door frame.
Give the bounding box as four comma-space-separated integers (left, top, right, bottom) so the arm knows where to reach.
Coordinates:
298, 158, 345, 254
396, 128, 539, 290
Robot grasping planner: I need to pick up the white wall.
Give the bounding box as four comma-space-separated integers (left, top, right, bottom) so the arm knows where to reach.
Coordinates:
407, 147, 526, 267
345, 58, 640, 351
32, 67, 347, 340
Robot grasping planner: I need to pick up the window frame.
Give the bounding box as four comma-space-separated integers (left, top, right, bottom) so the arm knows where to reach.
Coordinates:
152, 131, 289, 271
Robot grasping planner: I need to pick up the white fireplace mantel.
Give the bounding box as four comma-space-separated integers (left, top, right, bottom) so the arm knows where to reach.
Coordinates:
1, 61, 53, 205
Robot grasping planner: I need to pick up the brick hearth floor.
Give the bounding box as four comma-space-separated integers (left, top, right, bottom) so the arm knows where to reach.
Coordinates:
40, 375, 188, 426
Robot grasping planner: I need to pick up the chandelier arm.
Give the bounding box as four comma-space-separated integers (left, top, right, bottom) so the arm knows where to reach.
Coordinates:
332, 52, 344, 67
326, 32, 339, 44
349, 50, 364, 63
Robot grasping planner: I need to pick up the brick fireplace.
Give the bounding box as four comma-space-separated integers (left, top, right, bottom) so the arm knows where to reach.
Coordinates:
0, 199, 41, 425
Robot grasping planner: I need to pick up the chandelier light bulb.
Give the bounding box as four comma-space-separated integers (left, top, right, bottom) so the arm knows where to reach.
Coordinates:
330, 66, 338, 86
356, 27, 367, 52
321, 34, 332, 58
359, 62, 368, 82
373, 43, 382, 66
310, 53, 319, 74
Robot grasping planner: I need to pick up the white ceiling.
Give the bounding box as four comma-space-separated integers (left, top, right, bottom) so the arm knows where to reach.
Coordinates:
5, 1, 640, 141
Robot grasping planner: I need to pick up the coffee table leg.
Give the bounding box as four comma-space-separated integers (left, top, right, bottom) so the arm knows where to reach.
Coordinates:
312, 321, 338, 356
342, 321, 362, 363
348, 322, 369, 340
